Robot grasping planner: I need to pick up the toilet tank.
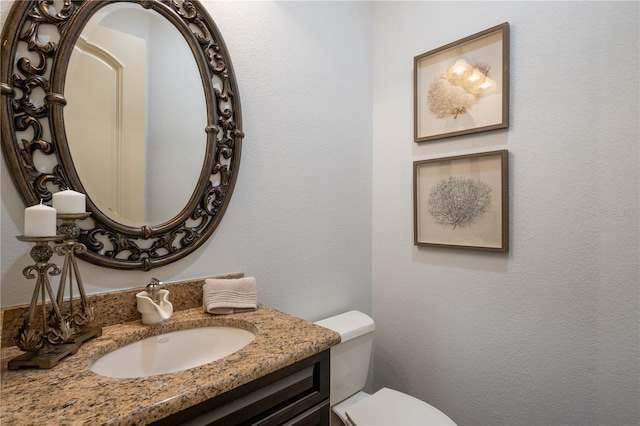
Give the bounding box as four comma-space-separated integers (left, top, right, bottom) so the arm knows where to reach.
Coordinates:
315, 311, 375, 406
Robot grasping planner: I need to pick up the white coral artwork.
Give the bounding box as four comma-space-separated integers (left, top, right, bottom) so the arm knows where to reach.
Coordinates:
427, 176, 492, 228
427, 59, 496, 119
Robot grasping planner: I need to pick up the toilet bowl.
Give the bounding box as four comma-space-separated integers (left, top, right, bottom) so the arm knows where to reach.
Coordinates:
316, 311, 457, 426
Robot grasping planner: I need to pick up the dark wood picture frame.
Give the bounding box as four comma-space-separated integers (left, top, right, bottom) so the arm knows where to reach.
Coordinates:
414, 150, 509, 252
414, 23, 509, 143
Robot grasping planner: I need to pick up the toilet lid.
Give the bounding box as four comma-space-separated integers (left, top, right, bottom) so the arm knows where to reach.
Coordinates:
345, 388, 457, 426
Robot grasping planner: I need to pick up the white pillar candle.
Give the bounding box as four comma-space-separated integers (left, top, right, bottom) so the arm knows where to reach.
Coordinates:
24, 204, 57, 237
52, 189, 86, 214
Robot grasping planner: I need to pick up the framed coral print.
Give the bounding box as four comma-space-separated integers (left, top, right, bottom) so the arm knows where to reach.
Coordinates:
414, 150, 509, 252
414, 22, 509, 143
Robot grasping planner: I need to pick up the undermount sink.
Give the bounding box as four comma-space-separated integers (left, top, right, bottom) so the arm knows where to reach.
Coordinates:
90, 326, 256, 378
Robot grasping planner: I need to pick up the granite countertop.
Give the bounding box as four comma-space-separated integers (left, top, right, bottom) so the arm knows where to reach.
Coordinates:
0, 305, 340, 425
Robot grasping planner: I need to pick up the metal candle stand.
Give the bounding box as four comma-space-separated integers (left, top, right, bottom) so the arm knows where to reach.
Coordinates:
9, 214, 101, 370
55, 213, 102, 345
9, 235, 77, 369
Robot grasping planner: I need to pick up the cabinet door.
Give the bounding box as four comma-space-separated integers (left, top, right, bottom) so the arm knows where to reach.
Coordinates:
153, 350, 330, 426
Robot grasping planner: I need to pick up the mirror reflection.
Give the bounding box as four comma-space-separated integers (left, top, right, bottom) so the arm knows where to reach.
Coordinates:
64, 3, 207, 227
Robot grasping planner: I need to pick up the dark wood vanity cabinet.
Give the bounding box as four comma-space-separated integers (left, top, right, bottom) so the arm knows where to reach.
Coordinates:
152, 350, 330, 426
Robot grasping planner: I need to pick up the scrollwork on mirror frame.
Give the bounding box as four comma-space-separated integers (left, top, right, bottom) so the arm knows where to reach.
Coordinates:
1, 0, 244, 271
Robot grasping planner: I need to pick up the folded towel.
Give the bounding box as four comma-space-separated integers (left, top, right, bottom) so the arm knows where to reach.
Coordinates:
203, 277, 257, 315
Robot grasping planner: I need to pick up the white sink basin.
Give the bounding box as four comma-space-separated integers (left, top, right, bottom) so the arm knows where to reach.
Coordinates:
90, 326, 255, 378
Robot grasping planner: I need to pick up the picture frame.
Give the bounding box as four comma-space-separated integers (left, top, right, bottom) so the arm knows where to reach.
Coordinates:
414, 22, 510, 143
413, 150, 509, 252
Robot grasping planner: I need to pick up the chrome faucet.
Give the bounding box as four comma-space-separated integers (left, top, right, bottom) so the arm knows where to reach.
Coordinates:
146, 278, 163, 304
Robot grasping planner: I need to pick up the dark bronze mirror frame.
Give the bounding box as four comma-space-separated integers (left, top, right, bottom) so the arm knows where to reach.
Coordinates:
1, 0, 243, 271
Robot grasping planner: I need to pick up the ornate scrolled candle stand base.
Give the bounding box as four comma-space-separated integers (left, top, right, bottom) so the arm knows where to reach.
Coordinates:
8, 236, 78, 370
55, 213, 102, 346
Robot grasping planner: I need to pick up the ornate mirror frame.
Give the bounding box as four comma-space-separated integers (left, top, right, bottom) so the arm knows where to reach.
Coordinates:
1, 0, 243, 271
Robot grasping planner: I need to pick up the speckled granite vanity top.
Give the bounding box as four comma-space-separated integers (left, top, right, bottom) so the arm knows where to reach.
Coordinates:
1, 301, 340, 425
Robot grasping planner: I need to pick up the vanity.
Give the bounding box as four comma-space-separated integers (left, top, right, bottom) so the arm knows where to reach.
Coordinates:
1, 296, 340, 425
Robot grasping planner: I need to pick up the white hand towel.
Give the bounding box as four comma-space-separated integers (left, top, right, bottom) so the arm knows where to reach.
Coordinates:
203, 277, 257, 315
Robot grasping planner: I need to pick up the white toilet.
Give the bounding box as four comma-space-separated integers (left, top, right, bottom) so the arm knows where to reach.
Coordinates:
316, 311, 457, 426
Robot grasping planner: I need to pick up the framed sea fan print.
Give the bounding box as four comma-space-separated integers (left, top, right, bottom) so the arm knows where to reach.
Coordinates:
413, 150, 509, 252
414, 23, 509, 142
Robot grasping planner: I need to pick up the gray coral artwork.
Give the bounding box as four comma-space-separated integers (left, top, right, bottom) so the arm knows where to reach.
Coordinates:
427, 176, 492, 228
427, 59, 496, 119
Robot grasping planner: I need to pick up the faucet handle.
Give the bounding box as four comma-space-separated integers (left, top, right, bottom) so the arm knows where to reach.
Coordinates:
146, 277, 162, 289
146, 278, 163, 303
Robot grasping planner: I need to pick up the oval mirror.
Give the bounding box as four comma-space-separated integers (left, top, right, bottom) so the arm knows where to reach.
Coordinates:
1, 0, 243, 271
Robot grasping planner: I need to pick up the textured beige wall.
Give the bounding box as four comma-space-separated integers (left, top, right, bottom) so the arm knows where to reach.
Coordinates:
372, 2, 639, 425
0, 1, 373, 322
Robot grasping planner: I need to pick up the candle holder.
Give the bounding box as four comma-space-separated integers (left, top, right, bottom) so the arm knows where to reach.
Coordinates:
55, 212, 102, 345
9, 236, 78, 369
